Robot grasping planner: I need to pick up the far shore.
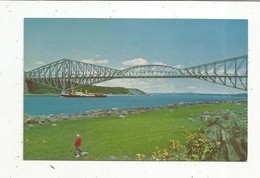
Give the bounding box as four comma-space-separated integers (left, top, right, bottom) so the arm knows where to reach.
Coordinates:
24, 92, 246, 97
24, 93, 148, 96
24, 93, 60, 96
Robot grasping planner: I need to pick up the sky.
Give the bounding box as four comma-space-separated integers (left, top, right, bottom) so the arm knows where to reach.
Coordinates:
24, 18, 248, 94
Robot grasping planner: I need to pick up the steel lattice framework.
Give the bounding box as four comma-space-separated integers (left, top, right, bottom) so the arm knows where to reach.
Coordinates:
183, 55, 248, 90
24, 59, 120, 94
116, 65, 185, 78
25, 55, 248, 93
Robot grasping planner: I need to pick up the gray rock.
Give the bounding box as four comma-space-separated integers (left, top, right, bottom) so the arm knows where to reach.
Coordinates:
26, 120, 38, 125
122, 155, 130, 160
25, 118, 31, 122
120, 110, 128, 115
37, 116, 46, 123
109, 155, 118, 160
48, 117, 57, 122
204, 111, 247, 161
24, 114, 30, 120
189, 117, 200, 123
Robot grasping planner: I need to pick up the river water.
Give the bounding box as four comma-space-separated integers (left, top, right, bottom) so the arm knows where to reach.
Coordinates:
24, 93, 247, 116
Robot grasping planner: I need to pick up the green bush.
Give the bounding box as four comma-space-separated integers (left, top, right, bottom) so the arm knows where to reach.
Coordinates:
151, 140, 187, 161
183, 127, 220, 161
137, 127, 221, 161
136, 154, 146, 161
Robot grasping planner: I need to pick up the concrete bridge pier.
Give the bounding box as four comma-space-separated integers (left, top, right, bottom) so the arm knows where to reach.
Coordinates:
61, 89, 67, 95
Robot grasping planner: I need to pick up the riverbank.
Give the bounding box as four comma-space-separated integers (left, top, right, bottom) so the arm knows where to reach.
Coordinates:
24, 100, 247, 126
24, 100, 247, 161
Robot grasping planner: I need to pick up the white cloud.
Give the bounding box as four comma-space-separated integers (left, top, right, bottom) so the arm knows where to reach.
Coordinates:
95, 54, 101, 57
122, 58, 148, 66
81, 59, 109, 64
122, 58, 169, 66
152, 62, 167, 65
35, 61, 44, 65
98, 78, 178, 93
173, 64, 185, 69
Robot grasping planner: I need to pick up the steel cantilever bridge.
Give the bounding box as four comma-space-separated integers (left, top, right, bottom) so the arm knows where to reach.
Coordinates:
24, 55, 248, 94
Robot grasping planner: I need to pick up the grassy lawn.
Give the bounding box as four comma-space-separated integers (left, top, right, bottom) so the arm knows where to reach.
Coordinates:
24, 103, 245, 160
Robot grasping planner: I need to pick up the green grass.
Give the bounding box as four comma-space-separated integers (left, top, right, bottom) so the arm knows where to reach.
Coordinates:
24, 102, 246, 160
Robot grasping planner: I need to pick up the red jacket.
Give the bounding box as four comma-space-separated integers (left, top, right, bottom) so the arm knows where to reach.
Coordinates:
75, 136, 81, 147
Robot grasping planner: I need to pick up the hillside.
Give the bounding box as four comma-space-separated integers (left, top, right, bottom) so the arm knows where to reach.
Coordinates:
24, 80, 146, 95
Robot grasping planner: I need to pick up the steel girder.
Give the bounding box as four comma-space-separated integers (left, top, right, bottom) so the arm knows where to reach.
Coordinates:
182, 55, 248, 90
115, 65, 185, 78
25, 59, 120, 92
24, 55, 248, 92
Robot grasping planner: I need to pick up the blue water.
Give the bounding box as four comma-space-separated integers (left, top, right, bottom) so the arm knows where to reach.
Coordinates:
24, 93, 247, 116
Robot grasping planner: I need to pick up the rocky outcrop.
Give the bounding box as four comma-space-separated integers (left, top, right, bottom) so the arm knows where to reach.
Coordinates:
189, 108, 247, 161
205, 111, 247, 161
186, 102, 247, 161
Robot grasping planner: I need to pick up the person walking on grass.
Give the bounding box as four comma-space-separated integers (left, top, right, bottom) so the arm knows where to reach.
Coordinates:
75, 134, 82, 157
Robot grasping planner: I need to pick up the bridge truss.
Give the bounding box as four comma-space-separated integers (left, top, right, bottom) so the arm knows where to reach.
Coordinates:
24, 55, 248, 93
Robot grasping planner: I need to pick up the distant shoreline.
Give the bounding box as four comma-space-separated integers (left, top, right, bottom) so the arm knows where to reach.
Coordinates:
24, 92, 246, 97
24, 93, 148, 96
24, 93, 60, 96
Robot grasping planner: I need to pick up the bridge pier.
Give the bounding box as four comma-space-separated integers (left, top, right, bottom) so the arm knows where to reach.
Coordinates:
61, 89, 67, 95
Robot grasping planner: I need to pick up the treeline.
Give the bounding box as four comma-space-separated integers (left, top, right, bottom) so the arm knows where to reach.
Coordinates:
25, 80, 60, 94
25, 80, 146, 95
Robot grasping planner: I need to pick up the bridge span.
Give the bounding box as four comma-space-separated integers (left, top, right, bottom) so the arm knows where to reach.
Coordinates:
24, 55, 248, 93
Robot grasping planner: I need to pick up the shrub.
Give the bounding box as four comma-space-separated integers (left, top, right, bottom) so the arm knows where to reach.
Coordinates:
136, 153, 146, 161
151, 140, 187, 161
136, 127, 220, 161
183, 127, 220, 161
